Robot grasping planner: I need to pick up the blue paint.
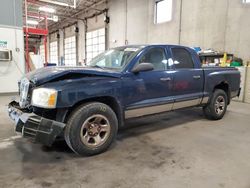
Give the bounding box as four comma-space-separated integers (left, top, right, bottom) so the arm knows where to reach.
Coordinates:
27, 44, 240, 122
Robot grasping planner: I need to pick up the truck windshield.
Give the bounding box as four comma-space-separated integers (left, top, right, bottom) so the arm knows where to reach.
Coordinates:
88, 47, 142, 71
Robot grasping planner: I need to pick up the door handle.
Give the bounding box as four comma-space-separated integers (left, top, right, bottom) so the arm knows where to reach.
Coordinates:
193, 75, 201, 79
160, 77, 171, 81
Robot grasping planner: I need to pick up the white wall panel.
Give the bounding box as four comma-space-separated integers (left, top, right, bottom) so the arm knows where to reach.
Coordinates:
233, 67, 246, 102
0, 27, 25, 93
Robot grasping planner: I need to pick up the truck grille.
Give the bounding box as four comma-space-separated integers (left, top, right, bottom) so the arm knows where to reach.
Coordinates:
19, 77, 30, 108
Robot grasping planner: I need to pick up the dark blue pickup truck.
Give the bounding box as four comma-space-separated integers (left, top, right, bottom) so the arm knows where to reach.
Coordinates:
8, 45, 241, 156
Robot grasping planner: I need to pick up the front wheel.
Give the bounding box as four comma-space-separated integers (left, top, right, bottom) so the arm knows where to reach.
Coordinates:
203, 89, 228, 120
65, 102, 118, 156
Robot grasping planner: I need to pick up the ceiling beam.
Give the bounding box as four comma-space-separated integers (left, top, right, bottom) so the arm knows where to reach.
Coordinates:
48, 0, 106, 30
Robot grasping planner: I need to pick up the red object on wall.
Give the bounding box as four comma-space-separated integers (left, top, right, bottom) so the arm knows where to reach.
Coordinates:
24, 0, 49, 72
44, 36, 48, 66
23, 27, 48, 36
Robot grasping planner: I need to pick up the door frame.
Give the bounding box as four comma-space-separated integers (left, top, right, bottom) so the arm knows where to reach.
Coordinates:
124, 46, 175, 119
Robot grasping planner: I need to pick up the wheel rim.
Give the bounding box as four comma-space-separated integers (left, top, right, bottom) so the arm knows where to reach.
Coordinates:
80, 114, 111, 148
214, 96, 225, 115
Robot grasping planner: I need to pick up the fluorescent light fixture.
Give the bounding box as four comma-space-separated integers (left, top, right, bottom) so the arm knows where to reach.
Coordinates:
52, 15, 58, 22
39, 16, 58, 22
39, 0, 76, 8
27, 20, 39, 25
39, 6, 55, 13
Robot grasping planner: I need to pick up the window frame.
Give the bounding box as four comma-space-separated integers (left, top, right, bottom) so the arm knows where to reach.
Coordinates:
64, 36, 77, 66
170, 47, 195, 69
242, 0, 250, 4
154, 0, 173, 24
49, 41, 58, 65
134, 47, 169, 72
86, 28, 106, 64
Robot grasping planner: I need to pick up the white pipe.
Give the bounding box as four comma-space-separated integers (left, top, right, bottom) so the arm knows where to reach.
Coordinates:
74, 0, 76, 9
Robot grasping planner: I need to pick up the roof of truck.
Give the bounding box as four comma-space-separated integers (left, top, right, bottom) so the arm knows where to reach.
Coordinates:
114, 44, 192, 49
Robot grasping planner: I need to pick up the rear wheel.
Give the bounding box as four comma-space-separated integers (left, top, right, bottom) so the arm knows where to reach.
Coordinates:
203, 89, 228, 120
65, 102, 118, 156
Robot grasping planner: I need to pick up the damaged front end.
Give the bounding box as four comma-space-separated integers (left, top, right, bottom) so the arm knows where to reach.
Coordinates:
8, 67, 120, 147
8, 101, 65, 146
7, 76, 66, 146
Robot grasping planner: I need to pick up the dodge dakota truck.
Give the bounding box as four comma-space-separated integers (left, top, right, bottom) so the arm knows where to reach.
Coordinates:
8, 45, 241, 156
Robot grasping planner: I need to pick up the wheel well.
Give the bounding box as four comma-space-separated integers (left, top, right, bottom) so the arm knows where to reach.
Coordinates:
64, 96, 124, 127
214, 82, 230, 104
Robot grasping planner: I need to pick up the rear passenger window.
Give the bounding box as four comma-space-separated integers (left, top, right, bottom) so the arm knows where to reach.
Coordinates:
171, 48, 194, 69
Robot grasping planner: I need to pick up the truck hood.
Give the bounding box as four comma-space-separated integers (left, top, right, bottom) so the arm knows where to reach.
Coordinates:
26, 66, 122, 85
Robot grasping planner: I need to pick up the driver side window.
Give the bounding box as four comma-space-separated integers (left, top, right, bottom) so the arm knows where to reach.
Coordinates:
138, 47, 167, 71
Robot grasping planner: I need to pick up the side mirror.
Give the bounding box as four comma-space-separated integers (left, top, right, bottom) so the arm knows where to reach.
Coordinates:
132, 63, 154, 73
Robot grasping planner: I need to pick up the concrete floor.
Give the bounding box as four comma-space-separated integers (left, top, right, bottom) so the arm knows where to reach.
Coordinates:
0, 95, 250, 188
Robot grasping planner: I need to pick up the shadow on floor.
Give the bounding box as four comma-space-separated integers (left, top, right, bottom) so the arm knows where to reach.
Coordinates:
118, 107, 205, 140
13, 107, 205, 157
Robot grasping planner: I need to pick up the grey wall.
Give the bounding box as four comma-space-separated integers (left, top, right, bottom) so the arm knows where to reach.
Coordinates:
108, 0, 250, 62
224, 0, 250, 61
0, 0, 22, 27
49, 0, 250, 63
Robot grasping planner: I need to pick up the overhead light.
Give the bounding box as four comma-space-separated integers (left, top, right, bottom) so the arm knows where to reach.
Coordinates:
52, 15, 58, 22
39, 6, 55, 13
39, 0, 76, 8
27, 20, 39, 25
46, 15, 58, 22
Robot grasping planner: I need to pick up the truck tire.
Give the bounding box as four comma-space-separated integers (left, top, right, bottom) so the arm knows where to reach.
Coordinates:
64, 102, 118, 156
203, 89, 228, 120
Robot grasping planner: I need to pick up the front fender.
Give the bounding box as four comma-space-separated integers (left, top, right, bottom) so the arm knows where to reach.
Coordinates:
40, 77, 123, 108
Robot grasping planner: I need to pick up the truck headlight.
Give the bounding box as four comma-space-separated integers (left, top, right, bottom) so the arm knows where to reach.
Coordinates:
31, 88, 58, 108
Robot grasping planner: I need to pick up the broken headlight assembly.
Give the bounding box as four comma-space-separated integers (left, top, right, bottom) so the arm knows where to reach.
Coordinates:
19, 77, 30, 108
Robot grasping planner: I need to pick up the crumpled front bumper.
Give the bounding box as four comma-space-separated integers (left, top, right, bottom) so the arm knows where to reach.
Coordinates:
8, 101, 66, 146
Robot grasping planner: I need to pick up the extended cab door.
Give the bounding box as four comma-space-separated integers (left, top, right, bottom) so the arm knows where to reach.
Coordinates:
169, 47, 204, 109
123, 47, 175, 118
